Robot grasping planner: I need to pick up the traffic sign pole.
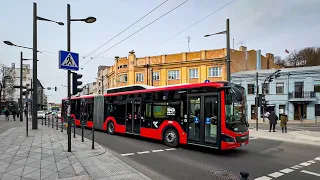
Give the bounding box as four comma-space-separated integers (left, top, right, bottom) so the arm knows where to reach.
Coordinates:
67, 4, 72, 153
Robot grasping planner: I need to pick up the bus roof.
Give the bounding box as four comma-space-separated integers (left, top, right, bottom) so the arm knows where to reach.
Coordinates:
62, 82, 229, 100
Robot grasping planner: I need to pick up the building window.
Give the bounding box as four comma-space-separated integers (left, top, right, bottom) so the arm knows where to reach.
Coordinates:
119, 74, 128, 82
263, 83, 269, 94
153, 71, 160, 81
208, 67, 222, 77
247, 84, 255, 94
168, 70, 180, 80
279, 105, 286, 114
276, 82, 284, 94
314, 81, 320, 93
136, 73, 144, 82
189, 68, 198, 78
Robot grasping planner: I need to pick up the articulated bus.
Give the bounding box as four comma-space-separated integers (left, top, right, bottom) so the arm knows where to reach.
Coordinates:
62, 82, 249, 150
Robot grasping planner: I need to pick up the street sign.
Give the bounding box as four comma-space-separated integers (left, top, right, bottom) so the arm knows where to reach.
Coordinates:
59, 50, 79, 71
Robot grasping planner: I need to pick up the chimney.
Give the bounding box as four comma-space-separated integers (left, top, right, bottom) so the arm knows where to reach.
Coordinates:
266, 53, 274, 69
256, 50, 261, 70
239, 46, 247, 52
115, 56, 119, 61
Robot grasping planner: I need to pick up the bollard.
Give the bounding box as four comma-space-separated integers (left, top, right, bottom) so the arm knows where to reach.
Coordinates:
42, 116, 43, 125
240, 172, 249, 180
45, 115, 47, 126
48, 116, 50, 127
92, 124, 95, 149
73, 118, 76, 138
61, 118, 63, 132
52, 115, 54, 128
81, 119, 84, 142
56, 117, 58, 130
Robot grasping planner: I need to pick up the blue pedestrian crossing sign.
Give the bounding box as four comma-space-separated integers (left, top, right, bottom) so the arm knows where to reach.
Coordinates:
194, 116, 199, 123
59, 50, 79, 71
206, 117, 211, 124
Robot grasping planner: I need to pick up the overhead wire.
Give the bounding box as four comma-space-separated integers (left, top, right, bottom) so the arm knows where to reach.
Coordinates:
157, 0, 237, 47
81, 0, 169, 62
82, 0, 190, 66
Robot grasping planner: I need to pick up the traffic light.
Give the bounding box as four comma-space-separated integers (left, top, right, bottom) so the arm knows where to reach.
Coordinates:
72, 72, 83, 95
55, 86, 57, 91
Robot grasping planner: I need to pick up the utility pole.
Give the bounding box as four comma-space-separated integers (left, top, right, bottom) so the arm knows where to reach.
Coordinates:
32, 2, 38, 129
101, 75, 104, 94
67, 4, 72, 152
187, 36, 191, 52
255, 72, 259, 131
226, 19, 231, 82
30, 79, 33, 115
20, 52, 23, 122
150, 68, 154, 86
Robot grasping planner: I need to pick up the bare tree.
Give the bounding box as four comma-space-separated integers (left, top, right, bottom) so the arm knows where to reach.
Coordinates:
274, 56, 286, 67
286, 47, 320, 67
1, 65, 16, 101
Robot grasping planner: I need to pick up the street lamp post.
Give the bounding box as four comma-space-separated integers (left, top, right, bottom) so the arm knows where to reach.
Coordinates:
66, 4, 96, 152
4, 3, 63, 129
20, 52, 36, 122
204, 19, 231, 81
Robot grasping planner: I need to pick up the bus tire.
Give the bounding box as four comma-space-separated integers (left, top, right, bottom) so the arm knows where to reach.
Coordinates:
163, 128, 179, 148
107, 121, 115, 135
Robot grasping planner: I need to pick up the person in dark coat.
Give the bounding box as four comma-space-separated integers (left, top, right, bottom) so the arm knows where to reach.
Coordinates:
268, 111, 278, 132
4, 109, 10, 121
12, 109, 17, 121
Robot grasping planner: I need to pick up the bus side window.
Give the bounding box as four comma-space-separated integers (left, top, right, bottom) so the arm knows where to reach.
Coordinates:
74, 99, 81, 120
87, 103, 94, 121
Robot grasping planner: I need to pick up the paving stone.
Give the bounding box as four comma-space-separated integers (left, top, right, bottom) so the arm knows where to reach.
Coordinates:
57, 162, 70, 171
27, 161, 41, 168
28, 151, 40, 157
41, 169, 56, 179
58, 172, 75, 179
41, 153, 53, 160
77, 170, 88, 176
0, 164, 10, 173
58, 158, 71, 165
44, 172, 59, 180
72, 165, 85, 175
59, 165, 76, 175
23, 169, 41, 180
1, 173, 20, 180
41, 160, 54, 168
0, 154, 12, 160
25, 158, 38, 165
12, 155, 27, 162
42, 156, 55, 162
12, 158, 27, 165
6, 167, 24, 176
54, 155, 66, 162
22, 166, 39, 176
42, 163, 58, 172
6, 163, 24, 172
29, 154, 41, 160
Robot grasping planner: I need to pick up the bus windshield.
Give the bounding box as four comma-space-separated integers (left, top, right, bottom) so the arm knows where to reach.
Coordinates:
225, 86, 248, 132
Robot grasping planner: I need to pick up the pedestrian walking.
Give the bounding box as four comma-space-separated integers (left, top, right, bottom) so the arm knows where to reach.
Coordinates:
280, 112, 288, 133
268, 110, 278, 132
12, 109, 17, 121
4, 108, 10, 121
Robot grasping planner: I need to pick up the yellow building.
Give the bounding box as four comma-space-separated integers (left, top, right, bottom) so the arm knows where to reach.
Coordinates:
104, 46, 279, 88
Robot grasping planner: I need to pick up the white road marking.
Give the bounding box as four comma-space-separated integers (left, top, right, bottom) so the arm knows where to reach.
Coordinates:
254, 176, 272, 180
291, 165, 303, 169
301, 170, 320, 177
279, 168, 294, 173
0, 122, 14, 129
137, 151, 150, 154
121, 153, 135, 156
165, 148, 176, 151
152, 149, 164, 152
250, 137, 258, 140
307, 160, 316, 164
315, 157, 320, 161
268, 172, 284, 178
300, 162, 311, 166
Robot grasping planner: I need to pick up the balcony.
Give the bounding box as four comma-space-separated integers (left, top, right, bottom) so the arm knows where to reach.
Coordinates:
288, 91, 316, 100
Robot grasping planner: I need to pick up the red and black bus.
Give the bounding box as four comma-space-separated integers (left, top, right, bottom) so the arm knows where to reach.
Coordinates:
62, 82, 249, 150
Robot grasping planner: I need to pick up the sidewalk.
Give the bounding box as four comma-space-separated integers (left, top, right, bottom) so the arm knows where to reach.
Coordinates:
0, 123, 150, 179
250, 129, 320, 147
248, 119, 318, 124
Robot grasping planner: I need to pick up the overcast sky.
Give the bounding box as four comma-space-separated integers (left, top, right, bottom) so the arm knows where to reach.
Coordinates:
1, 0, 319, 103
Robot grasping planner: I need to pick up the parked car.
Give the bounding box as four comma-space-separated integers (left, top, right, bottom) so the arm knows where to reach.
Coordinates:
57, 111, 61, 119
37, 111, 46, 119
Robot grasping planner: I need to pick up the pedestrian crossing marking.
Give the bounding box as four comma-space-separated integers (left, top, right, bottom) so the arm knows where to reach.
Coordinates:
61, 53, 78, 67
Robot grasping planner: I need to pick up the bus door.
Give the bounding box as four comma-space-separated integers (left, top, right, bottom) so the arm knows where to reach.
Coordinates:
126, 98, 142, 134
187, 93, 220, 148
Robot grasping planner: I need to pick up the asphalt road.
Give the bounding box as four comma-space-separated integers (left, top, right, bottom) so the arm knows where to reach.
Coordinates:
69, 126, 320, 180
249, 122, 320, 132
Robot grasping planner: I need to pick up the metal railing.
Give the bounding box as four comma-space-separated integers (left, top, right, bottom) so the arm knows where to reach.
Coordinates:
288, 91, 316, 99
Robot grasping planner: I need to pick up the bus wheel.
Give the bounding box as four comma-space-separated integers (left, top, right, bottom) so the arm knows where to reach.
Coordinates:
164, 128, 179, 148
107, 121, 115, 135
